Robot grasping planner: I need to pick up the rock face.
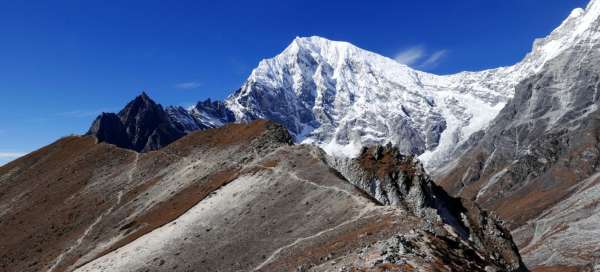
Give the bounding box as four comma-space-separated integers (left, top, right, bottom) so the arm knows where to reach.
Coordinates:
87, 92, 184, 152
0, 120, 526, 272
327, 145, 525, 271
87, 112, 131, 149
437, 0, 600, 270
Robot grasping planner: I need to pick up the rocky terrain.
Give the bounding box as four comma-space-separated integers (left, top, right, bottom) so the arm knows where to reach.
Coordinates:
0, 120, 526, 272
436, 0, 600, 271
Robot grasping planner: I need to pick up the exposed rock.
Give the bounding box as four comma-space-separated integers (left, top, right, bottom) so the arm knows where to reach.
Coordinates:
436, 0, 600, 269
87, 92, 184, 152
326, 145, 526, 271
87, 112, 131, 149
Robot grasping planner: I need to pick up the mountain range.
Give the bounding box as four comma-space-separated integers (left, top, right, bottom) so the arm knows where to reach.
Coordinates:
3, 0, 600, 271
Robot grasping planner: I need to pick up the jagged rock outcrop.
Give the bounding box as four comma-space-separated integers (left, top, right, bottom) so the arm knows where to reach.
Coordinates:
0, 120, 526, 272
436, 0, 600, 270
87, 92, 184, 152
88, 94, 237, 152
327, 144, 525, 271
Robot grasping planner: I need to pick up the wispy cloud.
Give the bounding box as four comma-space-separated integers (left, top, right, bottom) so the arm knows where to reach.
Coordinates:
394, 46, 448, 69
394, 46, 426, 66
175, 81, 203, 90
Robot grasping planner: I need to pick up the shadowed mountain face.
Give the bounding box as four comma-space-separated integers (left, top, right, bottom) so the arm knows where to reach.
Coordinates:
87, 92, 184, 152
0, 120, 526, 272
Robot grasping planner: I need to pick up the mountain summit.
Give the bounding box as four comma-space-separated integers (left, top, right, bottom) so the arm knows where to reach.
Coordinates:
224, 35, 515, 167
88, 92, 184, 152
88, 0, 600, 172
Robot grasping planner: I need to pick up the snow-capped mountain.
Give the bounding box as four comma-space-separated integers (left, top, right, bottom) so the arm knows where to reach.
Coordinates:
225, 36, 509, 169
91, 0, 597, 172
224, 20, 588, 170
222, 0, 600, 171
88, 0, 596, 169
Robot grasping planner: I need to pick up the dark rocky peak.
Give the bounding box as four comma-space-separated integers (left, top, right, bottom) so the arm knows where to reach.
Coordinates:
118, 92, 164, 127
87, 112, 131, 149
88, 92, 185, 152
116, 92, 182, 152
326, 144, 526, 271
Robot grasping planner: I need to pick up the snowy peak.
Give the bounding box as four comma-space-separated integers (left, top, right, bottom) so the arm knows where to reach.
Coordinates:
245, 36, 422, 91
227, 35, 512, 166
523, 0, 600, 72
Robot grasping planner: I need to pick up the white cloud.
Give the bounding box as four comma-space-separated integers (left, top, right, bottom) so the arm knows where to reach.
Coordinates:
394, 46, 448, 69
0, 152, 25, 159
175, 81, 203, 90
394, 46, 425, 66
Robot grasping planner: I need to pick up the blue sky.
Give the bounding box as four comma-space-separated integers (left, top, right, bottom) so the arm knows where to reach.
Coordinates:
0, 0, 590, 165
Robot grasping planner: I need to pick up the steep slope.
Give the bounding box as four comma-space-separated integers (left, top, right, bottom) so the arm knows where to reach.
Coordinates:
437, 0, 600, 270
0, 121, 525, 272
326, 145, 525, 271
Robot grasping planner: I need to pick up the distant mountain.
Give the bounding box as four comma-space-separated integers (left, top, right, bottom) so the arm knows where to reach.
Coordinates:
88, 93, 234, 152
0, 120, 525, 272
165, 99, 235, 134
88, 92, 184, 152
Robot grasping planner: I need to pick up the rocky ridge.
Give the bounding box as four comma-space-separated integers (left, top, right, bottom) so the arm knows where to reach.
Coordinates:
326, 145, 524, 271
0, 120, 525, 272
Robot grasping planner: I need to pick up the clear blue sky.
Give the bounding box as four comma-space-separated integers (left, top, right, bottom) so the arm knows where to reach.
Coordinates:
0, 0, 590, 165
